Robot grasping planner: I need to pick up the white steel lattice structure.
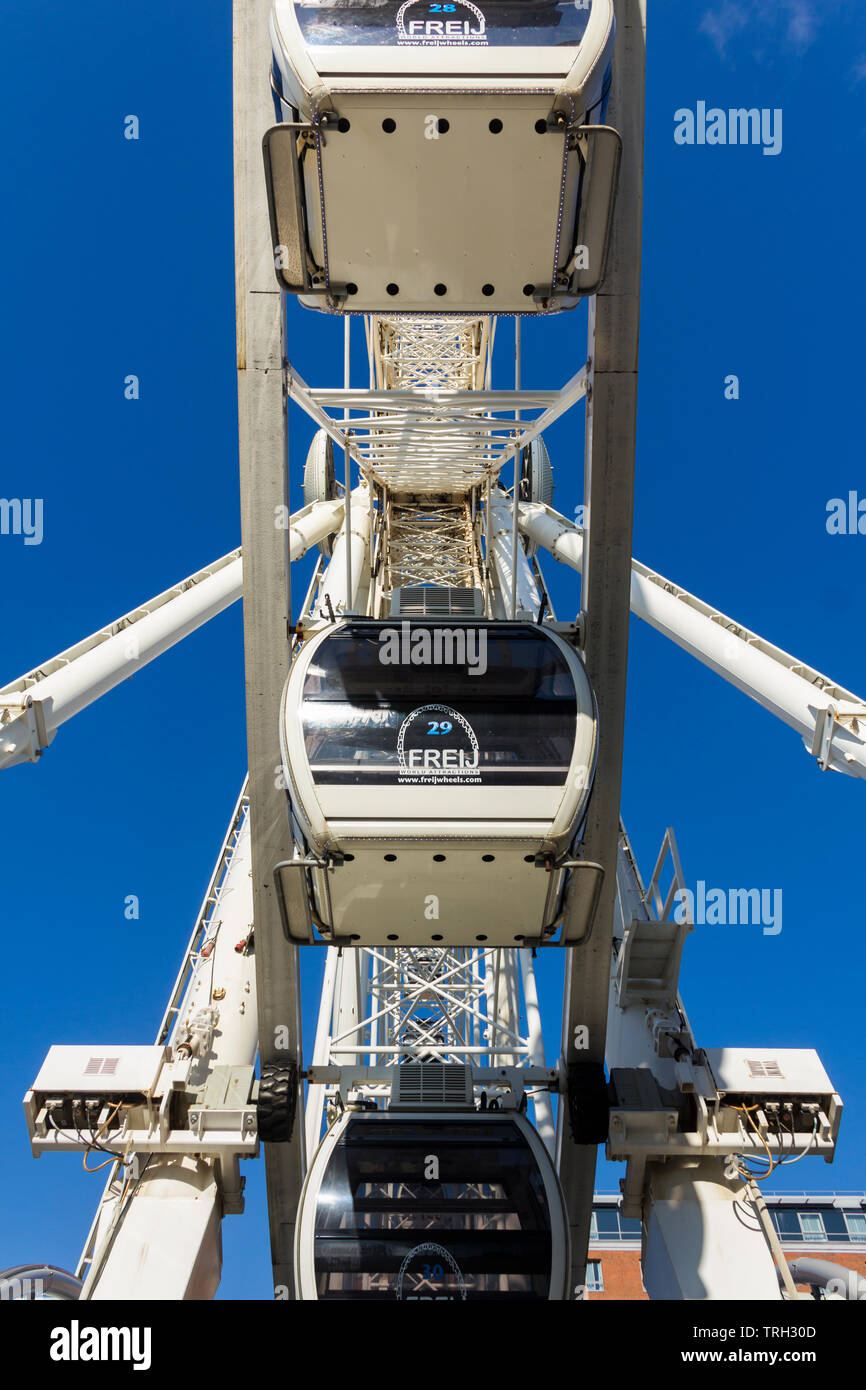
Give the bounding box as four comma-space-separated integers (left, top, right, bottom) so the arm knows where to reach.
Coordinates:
304, 944, 556, 1166
383, 500, 481, 591
372, 316, 493, 392
304, 362, 585, 494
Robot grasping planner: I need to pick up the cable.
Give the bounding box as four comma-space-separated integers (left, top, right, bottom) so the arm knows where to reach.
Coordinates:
729, 1103, 777, 1181
47, 1101, 135, 1172
82, 1152, 116, 1173
46, 1110, 115, 1159
776, 1116, 820, 1168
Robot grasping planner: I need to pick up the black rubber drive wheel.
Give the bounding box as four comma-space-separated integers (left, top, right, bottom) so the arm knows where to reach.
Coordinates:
567, 1062, 610, 1145
257, 1062, 298, 1144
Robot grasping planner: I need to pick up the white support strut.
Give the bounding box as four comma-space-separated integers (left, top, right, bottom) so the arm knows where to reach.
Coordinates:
0, 499, 345, 771
519, 502, 866, 780
487, 490, 540, 620
73, 795, 260, 1300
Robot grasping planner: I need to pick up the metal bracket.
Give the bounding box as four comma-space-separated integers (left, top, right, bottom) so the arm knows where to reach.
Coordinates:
0, 693, 50, 761
811, 701, 866, 771
262, 123, 348, 302
272, 854, 353, 946
188, 1066, 257, 1141
560, 859, 605, 944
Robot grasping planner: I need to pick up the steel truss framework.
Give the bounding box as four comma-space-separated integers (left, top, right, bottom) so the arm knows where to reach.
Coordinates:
372, 316, 493, 393
302, 370, 586, 495
304, 939, 556, 1170
384, 499, 481, 591
326, 948, 526, 1065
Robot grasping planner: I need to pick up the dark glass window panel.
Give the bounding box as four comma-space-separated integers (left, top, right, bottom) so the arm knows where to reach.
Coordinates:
820, 1209, 846, 1236
294, 1, 594, 50
594, 1208, 620, 1235
303, 625, 576, 702
312, 1118, 554, 1300
300, 625, 579, 786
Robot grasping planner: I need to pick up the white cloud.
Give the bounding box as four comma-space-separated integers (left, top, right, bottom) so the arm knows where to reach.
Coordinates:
783, 0, 819, 51
699, 2, 748, 58
700, 0, 837, 59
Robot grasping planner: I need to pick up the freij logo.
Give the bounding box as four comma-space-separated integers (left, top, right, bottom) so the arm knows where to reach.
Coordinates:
397, 704, 480, 780
397, 1, 488, 45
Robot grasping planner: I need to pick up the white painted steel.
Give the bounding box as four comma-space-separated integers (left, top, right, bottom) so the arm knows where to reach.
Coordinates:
80, 805, 260, 1299
511, 317, 522, 619
488, 489, 540, 619
318, 485, 372, 614
269, 2, 616, 313
605, 821, 838, 1300
288, 497, 345, 561
305, 948, 339, 1167
0, 499, 345, 771
520, 948, 555, 1155
641, 1161, 783, 1302
520, 502, 866, 779
0, 551, 241, 769
285, 322, 585, 496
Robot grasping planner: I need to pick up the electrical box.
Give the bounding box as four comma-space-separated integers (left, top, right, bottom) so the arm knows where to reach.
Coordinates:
29, 1045, 166, 1099
705, 1048, 834, 1098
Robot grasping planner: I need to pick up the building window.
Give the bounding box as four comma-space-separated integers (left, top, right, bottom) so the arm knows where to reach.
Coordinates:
844, 1213, 866, 1241
589, 1207, 643, 1242
586, 1260, 604, 1293
798, 1212, 827, 1243
595, 1209, 621, 1239
771, 1210, 801, 1239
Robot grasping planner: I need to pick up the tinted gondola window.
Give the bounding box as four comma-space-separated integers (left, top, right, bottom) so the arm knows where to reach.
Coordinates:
312, 1118, 554, 1299
300, 624, 579, 786
293, 1, 594, 49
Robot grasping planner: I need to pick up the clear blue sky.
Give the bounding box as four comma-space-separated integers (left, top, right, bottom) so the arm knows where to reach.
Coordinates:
1, 1, 864, 1298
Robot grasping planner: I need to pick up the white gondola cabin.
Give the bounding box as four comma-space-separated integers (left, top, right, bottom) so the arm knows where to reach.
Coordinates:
296, 1110, 569, 1299
279, 619, 598, 945
265, 1, 621, 312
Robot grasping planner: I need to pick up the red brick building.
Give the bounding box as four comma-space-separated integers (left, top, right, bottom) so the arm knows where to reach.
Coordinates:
587, 1192, 866, 1299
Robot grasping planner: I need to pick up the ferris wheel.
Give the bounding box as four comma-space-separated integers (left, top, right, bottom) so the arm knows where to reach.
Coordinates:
2, 1, 862, 1304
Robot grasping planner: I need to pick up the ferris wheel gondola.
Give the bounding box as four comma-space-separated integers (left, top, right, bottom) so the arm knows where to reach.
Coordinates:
264, 1, 621, 313
296, 1109, 569, 1300
279, 618, 598, 945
